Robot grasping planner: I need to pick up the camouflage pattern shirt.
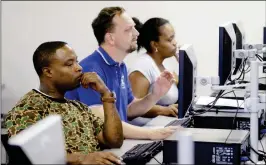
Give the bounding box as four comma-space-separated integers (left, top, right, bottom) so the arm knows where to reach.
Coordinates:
5, 89, 104, 154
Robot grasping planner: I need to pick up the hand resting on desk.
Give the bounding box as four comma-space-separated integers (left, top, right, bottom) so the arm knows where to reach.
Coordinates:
90, 105, 180, 140
146, 126, 181, 140
158, 104, 178, 117
68, 152, 122, 165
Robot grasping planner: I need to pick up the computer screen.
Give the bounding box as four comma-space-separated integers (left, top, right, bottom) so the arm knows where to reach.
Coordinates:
262, 26, 266, 73
8, 115, 66, 164
263, 26, 266, 44
178, 44, 197, 118
232, 22, 245, 75
218, 22, 237, 85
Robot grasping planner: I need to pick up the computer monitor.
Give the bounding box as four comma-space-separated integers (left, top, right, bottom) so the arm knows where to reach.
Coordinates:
8, 115, 66, 164
262, 26, 266, 73
263, 26, 266, 44
232, 22, 245, 75
178, 44, 197, 118
218, 22, 237, 85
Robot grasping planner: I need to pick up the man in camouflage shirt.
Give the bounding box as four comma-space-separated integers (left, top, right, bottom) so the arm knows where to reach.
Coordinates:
5, 41, 123, 164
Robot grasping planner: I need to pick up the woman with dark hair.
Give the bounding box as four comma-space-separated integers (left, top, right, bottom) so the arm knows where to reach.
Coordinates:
128, 17, 181, 123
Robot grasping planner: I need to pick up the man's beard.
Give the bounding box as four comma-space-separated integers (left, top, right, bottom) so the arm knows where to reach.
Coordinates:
126, 44, 137, 53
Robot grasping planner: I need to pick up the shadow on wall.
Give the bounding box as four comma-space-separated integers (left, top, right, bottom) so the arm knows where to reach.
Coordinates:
1, 84, 21, 114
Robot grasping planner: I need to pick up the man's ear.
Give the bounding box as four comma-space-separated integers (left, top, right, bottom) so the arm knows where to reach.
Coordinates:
42, 67, 53, 78
105, 33, 115, 46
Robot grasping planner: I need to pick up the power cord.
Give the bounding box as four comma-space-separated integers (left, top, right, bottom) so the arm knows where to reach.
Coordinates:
248, 142, 266, 164
242, 150, 257, 164
237, 54, 262, 80
224, 91, 239, 144
191, 55, 246, 117
228, 57, 248, 84
255, 54, 263, 61
184, 97, 197, 118
153, 157, 162, 165
259, 133, 266, 164
249, 145, 266, 158
191, 90, 234, 116
259, 133, 265, 153
247, 156, 257, 165
229, 54, 262, 84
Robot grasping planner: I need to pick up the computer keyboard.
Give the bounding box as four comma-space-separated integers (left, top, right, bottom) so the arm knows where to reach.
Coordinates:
165, 118, 190, 127
121, 141, 162, 164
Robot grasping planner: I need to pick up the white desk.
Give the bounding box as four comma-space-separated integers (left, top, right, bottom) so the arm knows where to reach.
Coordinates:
144, 115, 177, 127
104, 139, 162, 164
104, 116, 176, 164
106, 115, 266, 164
104, 116, 178, 164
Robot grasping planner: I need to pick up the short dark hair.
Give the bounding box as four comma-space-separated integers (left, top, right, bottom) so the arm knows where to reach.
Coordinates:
33, 41, 67, 76
137, 17, 169, 53
92, 6, 125, 45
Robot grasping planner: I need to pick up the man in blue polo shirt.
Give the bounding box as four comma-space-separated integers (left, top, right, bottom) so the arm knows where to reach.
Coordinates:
68, 46, 134, 122
66, 6, 179, 140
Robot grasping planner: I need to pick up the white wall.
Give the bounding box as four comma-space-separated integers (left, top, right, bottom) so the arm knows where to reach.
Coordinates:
1, 1, 266, 113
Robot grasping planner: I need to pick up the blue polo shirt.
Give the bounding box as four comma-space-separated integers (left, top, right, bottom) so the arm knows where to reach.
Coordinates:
65, 47, 134, 122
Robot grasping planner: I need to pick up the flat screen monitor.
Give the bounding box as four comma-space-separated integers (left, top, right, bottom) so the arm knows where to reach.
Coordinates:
218, 22, 237, 85
232, 22, 245, 75
178, 44, 197, 118
8, 115, 66, 164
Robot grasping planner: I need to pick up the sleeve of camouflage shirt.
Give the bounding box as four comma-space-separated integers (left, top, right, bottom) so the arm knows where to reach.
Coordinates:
90, 109, 104, 136
79, 102, 104, 136
5, 109, 44, 138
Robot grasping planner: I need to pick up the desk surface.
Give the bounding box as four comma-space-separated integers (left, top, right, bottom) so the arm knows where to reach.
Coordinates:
104, 139, 162, 164
144, 115, 177, 127
106, 86, 266, 164
106, 115, 266, 164
104, 116, 177, 164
